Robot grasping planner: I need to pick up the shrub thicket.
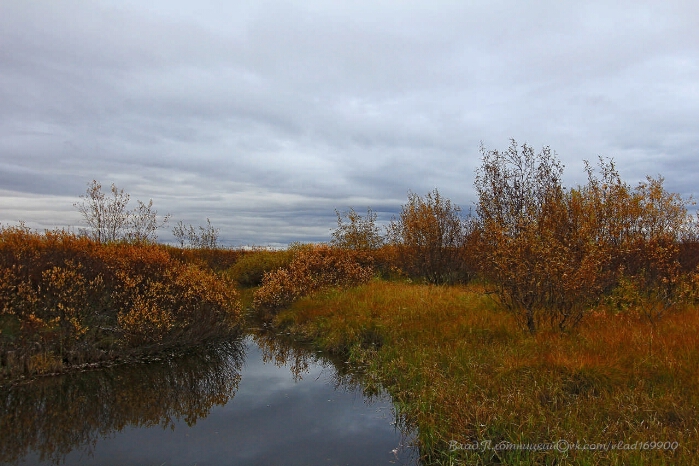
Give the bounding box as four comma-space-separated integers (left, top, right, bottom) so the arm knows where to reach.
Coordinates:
474, 140, 697, 332
247, 141, 698, 333
225, 248, 295, 288
0, 226, 242, 378
253, 244, 374, 312
387, 189, 468, 284
165, 246, 244, 273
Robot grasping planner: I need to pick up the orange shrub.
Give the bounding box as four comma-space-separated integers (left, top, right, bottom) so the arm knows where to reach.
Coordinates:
0, 226, 242, 377
253, 244, 374, 311
117, 295, 174, 345
475, 142, 692, 332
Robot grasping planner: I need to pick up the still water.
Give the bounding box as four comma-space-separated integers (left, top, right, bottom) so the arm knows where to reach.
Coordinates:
0, 332, 418, 465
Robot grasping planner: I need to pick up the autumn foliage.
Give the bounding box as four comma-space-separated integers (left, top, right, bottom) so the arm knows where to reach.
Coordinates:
253, 244, 374, 312
474, 140, 698, 332
387, 189, 471, 284
306, 140, 699, 333
0, 226, 242, 378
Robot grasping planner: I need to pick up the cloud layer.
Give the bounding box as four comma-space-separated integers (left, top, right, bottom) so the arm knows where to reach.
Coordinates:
1, 0, 698, 246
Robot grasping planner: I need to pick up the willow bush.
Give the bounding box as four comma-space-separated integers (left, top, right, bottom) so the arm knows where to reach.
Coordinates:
474, 140, 696, 332
0, 225, 242, 378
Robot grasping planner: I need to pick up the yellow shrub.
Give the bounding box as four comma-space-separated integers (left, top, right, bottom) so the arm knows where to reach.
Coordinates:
118, 296, 174, 345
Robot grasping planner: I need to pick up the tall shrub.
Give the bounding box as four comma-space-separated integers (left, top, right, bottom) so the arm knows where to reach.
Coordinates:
475, 140, 692, 332
475, 140, 574, 332
387, 189, 467, 284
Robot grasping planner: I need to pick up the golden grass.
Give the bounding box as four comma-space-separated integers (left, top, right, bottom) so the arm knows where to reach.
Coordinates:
273, 280, 698, 465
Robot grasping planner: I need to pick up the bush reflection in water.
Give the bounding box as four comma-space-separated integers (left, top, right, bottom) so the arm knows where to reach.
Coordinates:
250, 328, 406, 425
0, 339, 245, 465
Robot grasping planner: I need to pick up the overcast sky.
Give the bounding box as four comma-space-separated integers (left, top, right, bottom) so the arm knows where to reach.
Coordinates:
1, 1, 698, 246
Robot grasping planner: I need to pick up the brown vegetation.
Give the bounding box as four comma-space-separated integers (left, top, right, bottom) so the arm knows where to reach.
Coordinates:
253, 244, 374, 312
0, 225, 242, 380
387, 189, 472, 284
253, 141, 698, 337
473, 140, 697, 332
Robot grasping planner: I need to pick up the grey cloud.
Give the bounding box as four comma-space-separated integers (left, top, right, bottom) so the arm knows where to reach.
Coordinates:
1, 0, 697, 245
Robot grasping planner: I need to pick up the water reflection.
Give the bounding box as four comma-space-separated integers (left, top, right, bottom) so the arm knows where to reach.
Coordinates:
0, 341, 244, 465
1, 333, 417, 465
251, 327, 384, 398
226, 332, 418, 465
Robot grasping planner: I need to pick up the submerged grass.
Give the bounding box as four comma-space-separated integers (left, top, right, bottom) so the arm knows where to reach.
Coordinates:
272, 280, 698, 465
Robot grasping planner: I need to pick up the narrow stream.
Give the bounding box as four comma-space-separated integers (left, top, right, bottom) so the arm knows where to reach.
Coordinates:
0, 332, 418, 465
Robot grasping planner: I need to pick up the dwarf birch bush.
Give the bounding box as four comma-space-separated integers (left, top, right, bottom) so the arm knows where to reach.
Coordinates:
475, 140, 692, 332
253, 244, 374, 312
0, 226, 242, 377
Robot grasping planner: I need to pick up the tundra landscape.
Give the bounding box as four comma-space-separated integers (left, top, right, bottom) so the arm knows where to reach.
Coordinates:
2, 2, 698, 464
2, 142, 698, 464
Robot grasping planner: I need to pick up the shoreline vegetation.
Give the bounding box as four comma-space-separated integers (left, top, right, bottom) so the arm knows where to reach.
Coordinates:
245, 142, 699, 464
2, 141, 699, 463
262, 280, 698, 464
0, 226, 244, 382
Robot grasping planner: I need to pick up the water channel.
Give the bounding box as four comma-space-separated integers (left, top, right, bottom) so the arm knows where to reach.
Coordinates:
0, 329, 418, 465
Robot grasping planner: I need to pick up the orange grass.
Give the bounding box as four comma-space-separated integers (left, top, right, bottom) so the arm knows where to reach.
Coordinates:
273, 280, 698, 465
